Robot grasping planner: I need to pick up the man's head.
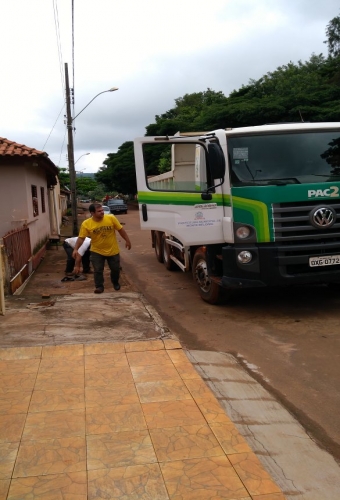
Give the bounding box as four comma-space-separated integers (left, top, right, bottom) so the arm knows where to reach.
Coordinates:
89, 203, 104, 220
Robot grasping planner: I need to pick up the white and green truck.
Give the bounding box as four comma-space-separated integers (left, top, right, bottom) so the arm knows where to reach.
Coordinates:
133, 123, 340, 303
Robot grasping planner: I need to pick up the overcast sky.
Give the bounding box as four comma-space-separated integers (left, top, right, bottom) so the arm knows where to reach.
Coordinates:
1, 0, 339, 173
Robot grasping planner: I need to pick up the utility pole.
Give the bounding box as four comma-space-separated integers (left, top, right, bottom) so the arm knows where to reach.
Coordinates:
65, 62, 78, 236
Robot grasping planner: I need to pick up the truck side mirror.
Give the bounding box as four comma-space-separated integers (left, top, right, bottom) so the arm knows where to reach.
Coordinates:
208, 143, 225, 180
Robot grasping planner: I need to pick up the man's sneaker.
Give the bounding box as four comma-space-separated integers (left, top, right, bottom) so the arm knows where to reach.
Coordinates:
113, 283, 121, 291
94, 287, 104, 294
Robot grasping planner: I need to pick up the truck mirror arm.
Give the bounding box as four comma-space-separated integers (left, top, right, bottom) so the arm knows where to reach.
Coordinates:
201, 177, 224, 200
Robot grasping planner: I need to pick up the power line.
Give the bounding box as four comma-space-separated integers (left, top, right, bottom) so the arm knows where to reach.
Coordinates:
41, 103, 65, 151
52, 0, 65, 97
71, 0, 75, 118
57, 127, 68, 168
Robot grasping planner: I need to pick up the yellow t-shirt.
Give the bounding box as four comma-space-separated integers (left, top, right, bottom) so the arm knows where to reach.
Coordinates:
79, 214, 123, 256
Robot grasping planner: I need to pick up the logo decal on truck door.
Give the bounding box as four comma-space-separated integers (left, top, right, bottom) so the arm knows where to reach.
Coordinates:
308, 186, 339, 198
193, 203, 217, 209
177, 218, 222, 228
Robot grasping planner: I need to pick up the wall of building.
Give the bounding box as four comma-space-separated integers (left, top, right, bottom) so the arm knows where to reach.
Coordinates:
0, 164, 28, 236
0, 162, 53, 254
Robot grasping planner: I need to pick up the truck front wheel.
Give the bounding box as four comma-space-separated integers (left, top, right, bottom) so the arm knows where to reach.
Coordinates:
192, 249, 220, 304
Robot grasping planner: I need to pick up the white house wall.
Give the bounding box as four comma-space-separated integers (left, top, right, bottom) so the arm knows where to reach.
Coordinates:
0, 162, 54, 253
0, 164, 28, 235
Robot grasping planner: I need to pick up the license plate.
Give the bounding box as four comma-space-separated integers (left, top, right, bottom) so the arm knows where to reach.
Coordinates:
309, 255, 340, 267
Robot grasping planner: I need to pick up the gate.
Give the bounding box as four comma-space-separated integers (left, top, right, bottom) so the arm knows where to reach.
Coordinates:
3, 227, 31, 293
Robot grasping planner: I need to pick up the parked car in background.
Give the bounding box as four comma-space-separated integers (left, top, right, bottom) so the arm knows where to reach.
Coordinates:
107, 199, 128, 215
102, 205, 111, 215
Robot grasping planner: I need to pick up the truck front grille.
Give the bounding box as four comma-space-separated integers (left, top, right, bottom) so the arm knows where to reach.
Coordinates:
272, 201, 340, 276
272, 200, 340, 241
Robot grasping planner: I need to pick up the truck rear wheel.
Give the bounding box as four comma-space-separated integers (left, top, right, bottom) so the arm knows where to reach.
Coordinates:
154, 231, 164, 263
192, 249, 220, 304
162, 234, 176, 271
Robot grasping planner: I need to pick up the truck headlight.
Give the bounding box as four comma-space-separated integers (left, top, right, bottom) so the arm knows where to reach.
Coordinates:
237, 251, 252, 264
236, 226, 250, 239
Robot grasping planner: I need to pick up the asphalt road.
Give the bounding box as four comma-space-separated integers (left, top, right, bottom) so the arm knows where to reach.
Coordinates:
119, 204, 340, 462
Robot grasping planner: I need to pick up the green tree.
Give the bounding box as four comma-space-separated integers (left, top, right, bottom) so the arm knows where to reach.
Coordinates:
96, 141, 137, 195
88, 183, 106, 201
57, 168, 70, 189
325, 14, 340, 57
228, 54, 340, 124
145, 89, 228, 136
76, 176, 97, 196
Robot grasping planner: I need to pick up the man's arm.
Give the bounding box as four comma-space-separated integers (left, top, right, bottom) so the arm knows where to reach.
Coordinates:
72, 237, 85, 259
77, 237, 91, 257
118, 227, 131, 250
73, 253, 83, 275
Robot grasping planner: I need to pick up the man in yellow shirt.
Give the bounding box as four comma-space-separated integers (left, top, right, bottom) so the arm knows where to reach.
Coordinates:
73, 203, 131, 293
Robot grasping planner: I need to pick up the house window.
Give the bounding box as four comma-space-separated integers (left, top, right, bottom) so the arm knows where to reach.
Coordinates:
31, 185, 39, 217
40, 187, 46, 213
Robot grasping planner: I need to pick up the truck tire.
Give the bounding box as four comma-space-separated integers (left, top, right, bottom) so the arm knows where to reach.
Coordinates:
192, 249, 220, 304
162, 233, 176, 271
154, 231, 164, 263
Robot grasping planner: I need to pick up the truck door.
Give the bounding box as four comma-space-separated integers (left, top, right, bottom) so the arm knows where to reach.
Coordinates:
133, 135, 227, 246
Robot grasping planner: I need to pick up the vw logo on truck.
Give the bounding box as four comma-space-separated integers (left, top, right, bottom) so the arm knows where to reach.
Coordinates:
310, 206, 336, 229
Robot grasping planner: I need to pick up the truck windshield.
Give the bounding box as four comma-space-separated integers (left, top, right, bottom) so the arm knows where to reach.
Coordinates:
228, 131, 340, 186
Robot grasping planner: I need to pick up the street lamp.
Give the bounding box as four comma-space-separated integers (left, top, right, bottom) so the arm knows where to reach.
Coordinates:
75, 153, 90, 165
65, 62, 118, 235
72, 88, 119, 122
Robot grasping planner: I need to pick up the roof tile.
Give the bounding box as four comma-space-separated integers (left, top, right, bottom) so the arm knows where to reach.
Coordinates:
0, 137, 46, 158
